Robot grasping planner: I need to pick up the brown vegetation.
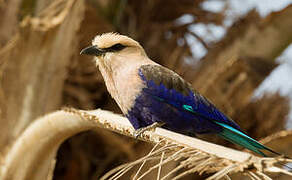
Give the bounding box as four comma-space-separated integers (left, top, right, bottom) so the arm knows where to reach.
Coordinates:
0, 0, 292, 179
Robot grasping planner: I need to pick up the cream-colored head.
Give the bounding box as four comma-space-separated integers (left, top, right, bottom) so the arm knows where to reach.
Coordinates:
92, 32, 141, 50
80, 33, 154, 113
81, 32, 147, 66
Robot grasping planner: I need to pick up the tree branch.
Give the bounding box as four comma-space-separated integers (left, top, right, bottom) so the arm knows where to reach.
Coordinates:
1, 108, 291, 180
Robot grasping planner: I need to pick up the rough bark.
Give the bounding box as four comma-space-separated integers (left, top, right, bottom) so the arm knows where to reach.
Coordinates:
0, 0, 22, 47
0, 0, 84, 150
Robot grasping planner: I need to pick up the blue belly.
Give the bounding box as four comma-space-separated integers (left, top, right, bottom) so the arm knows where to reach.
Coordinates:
126, 88, 222, 135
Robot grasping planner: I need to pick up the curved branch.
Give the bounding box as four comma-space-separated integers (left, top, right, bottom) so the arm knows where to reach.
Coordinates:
0, 108, 291, 180
0, 110, 97, 180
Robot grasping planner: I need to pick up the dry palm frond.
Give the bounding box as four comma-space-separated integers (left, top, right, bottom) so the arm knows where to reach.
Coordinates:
1, 108, 291, 180
100, 135, 292, 180
65, 108, 292, 180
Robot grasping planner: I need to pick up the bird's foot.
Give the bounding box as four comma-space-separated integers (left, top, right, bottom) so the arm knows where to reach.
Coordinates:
133, 122, 165, 138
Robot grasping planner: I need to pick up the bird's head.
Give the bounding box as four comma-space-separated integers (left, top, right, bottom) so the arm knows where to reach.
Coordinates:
80, 32, 147, 65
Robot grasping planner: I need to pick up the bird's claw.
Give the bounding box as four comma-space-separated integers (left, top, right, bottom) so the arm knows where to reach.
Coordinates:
133, 122, 165, 139
133, 129, 143, 139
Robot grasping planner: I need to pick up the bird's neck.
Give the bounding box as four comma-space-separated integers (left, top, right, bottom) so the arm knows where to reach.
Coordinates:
97, 55, 156, 113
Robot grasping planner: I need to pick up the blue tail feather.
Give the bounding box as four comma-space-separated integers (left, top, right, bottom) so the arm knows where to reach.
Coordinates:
214, 121, 280, 157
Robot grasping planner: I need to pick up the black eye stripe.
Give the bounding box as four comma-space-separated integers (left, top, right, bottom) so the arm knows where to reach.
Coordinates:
103, 43, 126, 52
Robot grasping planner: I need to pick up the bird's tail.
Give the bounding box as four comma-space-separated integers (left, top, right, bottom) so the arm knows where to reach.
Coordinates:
215, 121, 292, 171
214, 121, 280, 157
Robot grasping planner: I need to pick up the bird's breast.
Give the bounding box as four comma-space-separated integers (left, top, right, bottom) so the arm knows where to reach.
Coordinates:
112, 66, 146, 114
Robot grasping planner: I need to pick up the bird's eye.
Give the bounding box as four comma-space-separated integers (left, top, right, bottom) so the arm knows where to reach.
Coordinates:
105, 43, 126, 52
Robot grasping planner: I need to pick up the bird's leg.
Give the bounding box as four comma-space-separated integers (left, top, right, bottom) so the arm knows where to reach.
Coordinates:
133, 122, 165, 138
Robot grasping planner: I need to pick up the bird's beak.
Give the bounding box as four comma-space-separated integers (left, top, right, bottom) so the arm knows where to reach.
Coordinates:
80, 45, 105, 56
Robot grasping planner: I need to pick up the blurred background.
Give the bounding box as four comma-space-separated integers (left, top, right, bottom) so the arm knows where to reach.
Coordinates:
0, 0, 292, 179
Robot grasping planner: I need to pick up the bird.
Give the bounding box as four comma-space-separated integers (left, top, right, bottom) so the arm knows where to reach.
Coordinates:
80, 32, 280, 157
